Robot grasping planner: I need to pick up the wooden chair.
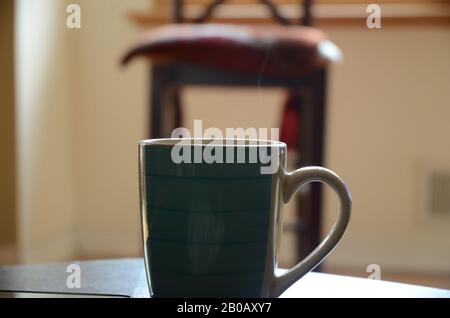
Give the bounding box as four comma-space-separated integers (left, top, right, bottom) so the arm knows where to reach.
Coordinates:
123, 0, 341, 264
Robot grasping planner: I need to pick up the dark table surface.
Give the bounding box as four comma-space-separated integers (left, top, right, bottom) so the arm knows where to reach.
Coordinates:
0, 258, 448, 298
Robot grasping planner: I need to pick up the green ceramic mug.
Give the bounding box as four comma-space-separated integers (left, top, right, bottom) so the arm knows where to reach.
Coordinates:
139, 139, 351, 298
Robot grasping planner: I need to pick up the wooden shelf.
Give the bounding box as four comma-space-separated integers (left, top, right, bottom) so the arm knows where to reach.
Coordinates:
129, 1, 450, 27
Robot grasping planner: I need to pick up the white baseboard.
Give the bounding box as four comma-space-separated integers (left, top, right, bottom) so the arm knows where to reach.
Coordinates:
17, 227, 77, 264
76, 230, 142, 259
323, 245, 450, 275
25, 238, 75, 264
0, 244, 17, 265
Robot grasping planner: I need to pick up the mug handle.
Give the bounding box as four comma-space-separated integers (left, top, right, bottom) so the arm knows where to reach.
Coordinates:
270, 166, 352, 297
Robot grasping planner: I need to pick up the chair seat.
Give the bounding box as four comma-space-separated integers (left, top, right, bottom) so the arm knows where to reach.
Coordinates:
122, 24, 341, 77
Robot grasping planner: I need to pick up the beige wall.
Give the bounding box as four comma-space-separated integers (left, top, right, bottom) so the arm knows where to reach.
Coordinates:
178, 26, 450, 273
15, 0, 77, 262
14, 0, 149, 263
72, 0, 148, 257
0, 0, 17, 263
322, 25, 450, 273
12, 0, 450, 274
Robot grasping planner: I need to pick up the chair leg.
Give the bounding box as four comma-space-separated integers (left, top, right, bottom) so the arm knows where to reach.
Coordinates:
172, 88, 183, 129
150, 66, 183, 138
309, 69, 327, 269
150, 65, 171, 139
296, 69, 327, 267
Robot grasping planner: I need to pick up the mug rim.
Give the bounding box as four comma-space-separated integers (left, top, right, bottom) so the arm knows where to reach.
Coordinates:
139, 138, 287, 148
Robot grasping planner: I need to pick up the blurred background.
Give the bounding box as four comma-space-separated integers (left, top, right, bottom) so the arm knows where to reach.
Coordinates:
1, 0, 449, 289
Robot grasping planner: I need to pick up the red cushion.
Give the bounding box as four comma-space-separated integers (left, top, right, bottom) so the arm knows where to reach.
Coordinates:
122, 24, 339, 77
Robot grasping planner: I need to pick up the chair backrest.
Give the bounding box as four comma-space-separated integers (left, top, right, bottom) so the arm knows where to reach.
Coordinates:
170, 0, 313, 26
